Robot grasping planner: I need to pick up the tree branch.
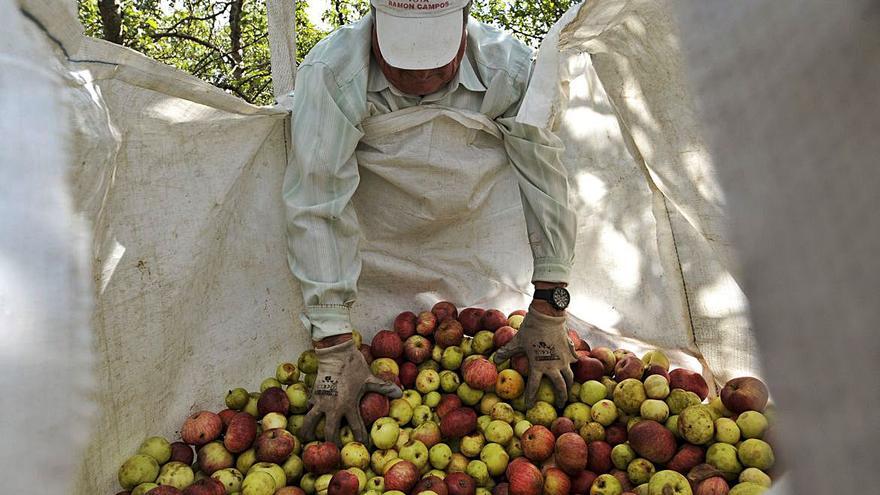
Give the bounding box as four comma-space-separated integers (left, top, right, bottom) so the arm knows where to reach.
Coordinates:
150, 31, 223, 53
98, 0, 123, 44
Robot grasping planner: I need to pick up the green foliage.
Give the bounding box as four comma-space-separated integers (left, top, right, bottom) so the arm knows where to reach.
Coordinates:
77, 0, 578, 105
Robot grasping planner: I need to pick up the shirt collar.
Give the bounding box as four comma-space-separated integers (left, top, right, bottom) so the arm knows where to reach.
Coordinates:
367, 50, 487, 97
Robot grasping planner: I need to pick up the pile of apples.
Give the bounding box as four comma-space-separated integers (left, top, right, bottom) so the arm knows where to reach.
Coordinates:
115, 302, 776, 495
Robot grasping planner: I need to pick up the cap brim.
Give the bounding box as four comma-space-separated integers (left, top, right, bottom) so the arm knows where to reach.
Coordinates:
375, 9, 463, 70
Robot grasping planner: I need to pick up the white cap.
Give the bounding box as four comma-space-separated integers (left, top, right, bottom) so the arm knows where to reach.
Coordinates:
371, 0, 469, 70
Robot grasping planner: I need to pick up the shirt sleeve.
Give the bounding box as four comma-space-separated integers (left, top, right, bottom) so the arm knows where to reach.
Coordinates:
497, 65, 577, 284
283, 62, 364, 340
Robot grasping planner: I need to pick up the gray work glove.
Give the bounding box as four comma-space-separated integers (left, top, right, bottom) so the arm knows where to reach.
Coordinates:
493, 309, 578, 409
301, 340, 402, 446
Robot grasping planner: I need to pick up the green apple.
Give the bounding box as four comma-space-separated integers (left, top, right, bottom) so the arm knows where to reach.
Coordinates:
399, 439, 430, 469
440, 371, 461, 393
211, 468, 244, 493
590, 473, 623, 495
646, 470, 691, 495
424, 391, 442, 408
419, 360, 441, 372
535, 378, 556, 404
643, 375, 670, 400
371, 358, 399, 377
484, 420, 514, 444
627, 458, 656, 486
131, 483, 158, 495
416, 370, 441, 394
286, 387, 309, 414
260, 377, 283, 392
236, 448, 257, 473
448, 453, 469, 472
579, 380, 607, 405
242, 471, 276, 495
346, 467, 367, 492
679, 405, 715, 445
341, 441, 370, 470
480, 443, 510, 476
282, 453, 304, 483
613, 379, 647, 415
457, 383, 485, 406
466, 459, 491, 486
315, 473, 334, 495
413, 405, 433, 427
568, 382, 581, 403
156, 461, 194, 489
590, 400, 618, 426
513, 420, 532, 438
601, 377, 618, 398
477, 415, 492, 434
287, 414, 305, 436
479, 394, 502, 415
262, 412, 287, 430
563, 402, 592, 429
138, 436, 172, 464
641, 350, 669, 370
505, 436, 523, 458
579, 421, 605, 442
611, 443, 636, 470
665, 415, 680, 438
370, 448, 398, 473
441, 346, 465, 370
738, 439, 774, 470
706, 443, 743, 477
300, 473, 317, 495
490, 402, 516, 424
508, 314, 524, 329
640, 399, 670, 422
276, 362, 300, 384
429, 443, 452, 469
715, 418, 741, 444
739, 467, 771, 487
367, 475, 385, 492
736, 411, 769, 439
390, 398, 414, 425
304, 373, 317, 390
709, 397, 733, 418
460, 432, 485, 458
118, 454, 159, 490
370, 417, 400, 449
525, 401, 557, 427
432, 345, 444, 362
666, 389, 701, 415
396, 428, 411, 451
226, 387, 250, 410
460, 337, 474, 356
728, 483, 768, 495
403, 390, 423, 408
473, 331, 495, 355
250, 462, 285, 490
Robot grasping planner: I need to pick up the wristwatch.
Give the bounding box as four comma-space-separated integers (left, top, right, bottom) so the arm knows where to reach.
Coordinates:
533, 287, 571, 311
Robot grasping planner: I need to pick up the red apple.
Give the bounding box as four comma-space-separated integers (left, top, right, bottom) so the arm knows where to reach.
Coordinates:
257, 387, 290, 417
303, 441, 340, 474
399, 362, 418, 388
181, 411, 222, 446
550, 417, 576, 437
440, 407, 477, 438
432, 301, 459, 322
493, 326, 518, 348
586, 441, 612, 474
196, 442, 233, 475
566, 330, 589, 351
218, 409, 237, 429
359, 392, 390, 426
506, 459, 542, 495
610, 470, 633, 491
436, 319, 465, 348
414, 475, 449, 495
223, 412, 257, 453
385, 459, 420, 493
604, 424, 627, 446
170, 442, 194, 465
394, 311, 418, 340
643, 364, 669, 381
669, 369, 710, 400
493, 482, 510, 495
181, 478, 224, 495
328, 470, 360, 495
463, 357, 498, 390
570, 471, 597, 495
255, 428, 295, 464
437, 394, 463, 418
572, 355, 605, 382
613, 356, 644, 381
613, 349, 635, 362
542, 467, 571, 495
521, 425, 556, 462
404, 335, 433, 364
554, 432, 587, 474
481, 309, 507, 331
720, 377, 769, 413
511, 354, 530, 375
411, 420, 442, 447
459, 308, 486, 336
416, 311, 438, 337
359, 344, 374, 365
275, 488, 307, 495
372, 330, 404, 359
666, 444, 706, 474
628, 420, 676, 464
695, 477, 729, 495
147, 487, 183, 495
589, 348, 616, 374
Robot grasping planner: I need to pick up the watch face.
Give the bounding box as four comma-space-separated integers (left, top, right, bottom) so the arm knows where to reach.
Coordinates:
552, 287, 570, 309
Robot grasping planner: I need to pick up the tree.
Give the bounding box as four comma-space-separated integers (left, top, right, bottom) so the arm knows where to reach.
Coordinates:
77, 0, 578, 104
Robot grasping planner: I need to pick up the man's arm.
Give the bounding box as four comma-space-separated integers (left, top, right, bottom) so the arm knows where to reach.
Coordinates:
283, 62, 364, 342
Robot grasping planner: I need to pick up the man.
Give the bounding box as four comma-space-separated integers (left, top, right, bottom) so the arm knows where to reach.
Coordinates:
284, 0, 578, 446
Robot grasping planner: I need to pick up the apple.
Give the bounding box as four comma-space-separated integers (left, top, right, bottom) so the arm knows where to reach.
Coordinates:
645, 470, 690, 495
287, 386, 310, 414
197, 441, 234, 475
505, 459, 542, 495
224, 412, 257, 453
489, 402, 515, 424
416, 369, 441, 394
155, 461, 194, 490
137, 436, 172, 465
521, 425, 555, 462
737, 439, 774, 471
257, 387, 290, 417
146, 486, 183, 495
371, 358, 400, 377
643, 365, 670, 381
705, 444, 743, 478
442, 347, 465, 371
590, 473, 621, 495
550, 417, 575, 437
554, 432, 587, 474
282, 453, 305, 483
570, 470, 597, 495
277, 362, 301, 385
459, 309, 486, 336
413, 405, 433, 426
714, 418, 740, 444
315, 473, 334, 495
441, 407, 478, 438
567, 330, 589, 351
695, 477, 728, 495
460, 431, 486, 457
543, 467, 571, 495
370, 449, 398, 474
738, 468, 771, 487
466, 459, 490, 486
494, 482, 510, 495
493, 326, 518, 348
573, 356, 605, 383
372, 330, 404, 359
415, 475, 450, 495
613, 379, 647, 415
611, 444, 635, 471
735, 412, 768, 439
262, 412, 287, 430
490, 369, 523, 400
604, 424, 627, 446
590, 400, 618, 427
486, 420, 515, 444
720, 377, 768, 414
405, 335, 434, 364
437, 394, 464, 418
614, 356, 644, 381
426, 442, 452, 469
298, 350, 318, 374
393, 311, 419, 340
678, 406, 715, 445
666, 389, 701, 415
472, 331, 495, 355
480, 443, 509, 476
417, 311, 438, 337
449, 453, 470, 473
261, 378, 283, 392
589, 348, 616, 374
412, 420, 441, 447
643, 375, 670, 400
169, 442, 194, 466
181, 411, 223, 446
628, 421, 676, 464
481, 310, 507, 331
118, 455, 159, 490
181, 478, 226, 495
458, 383, 485, 406
668, 369, 709, 401
586, 440, 612, 474
339, 442, 370, 470
210, 468, 243, 493
437, 320, 466, 348
328, 471, 360, 495
446, 472, 477, 495
303, 441, 341, 474
255, 428, 295, 464
641, 351, 669, 371
360, 392, 391, 426
639, 400, 669, 423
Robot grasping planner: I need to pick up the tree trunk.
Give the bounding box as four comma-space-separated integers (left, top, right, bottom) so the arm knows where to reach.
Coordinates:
229, 0, 244, 80
98, 0, 123, 45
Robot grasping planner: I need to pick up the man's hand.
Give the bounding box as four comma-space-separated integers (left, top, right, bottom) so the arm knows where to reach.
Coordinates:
493, 303, 577, 409
300, 338, 402, 446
